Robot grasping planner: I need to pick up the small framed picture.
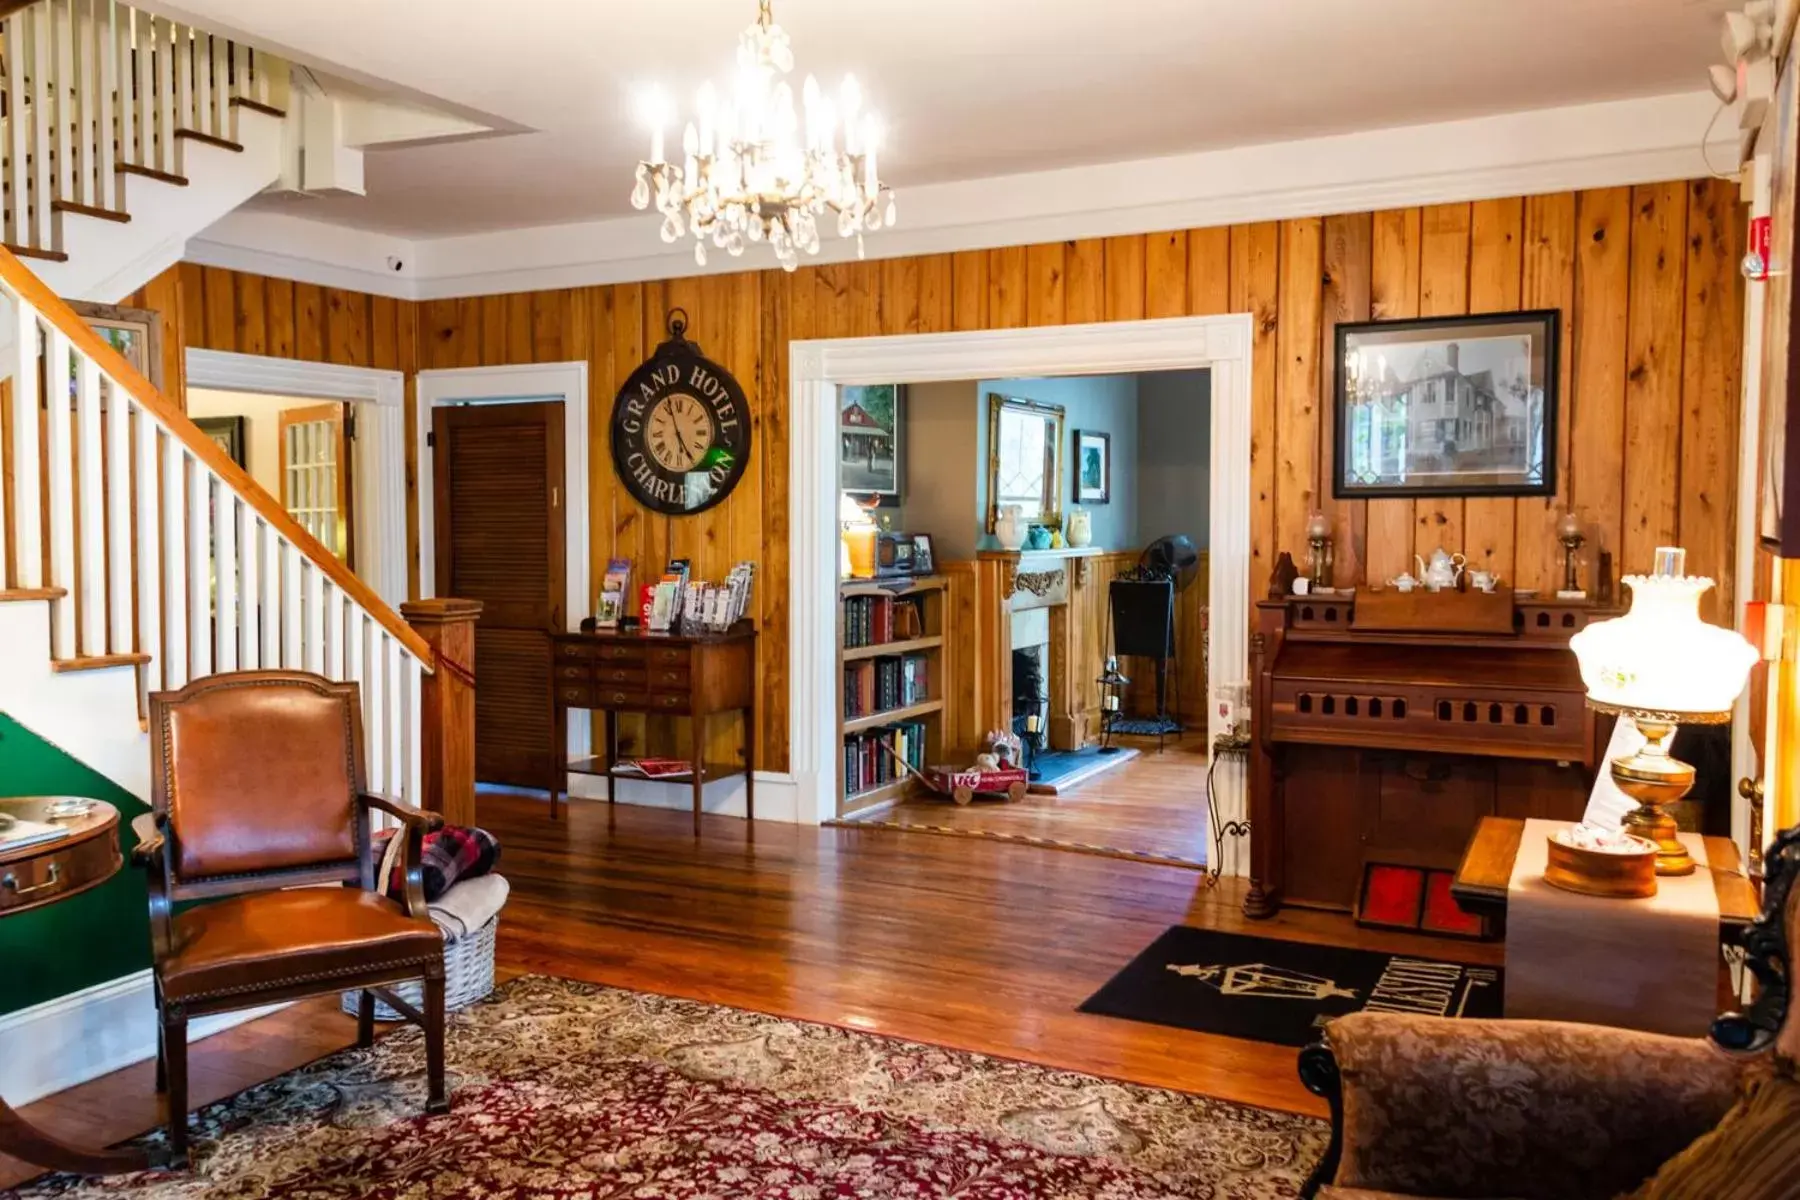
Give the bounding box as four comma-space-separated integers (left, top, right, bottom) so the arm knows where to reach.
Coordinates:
912, 533, 935, 575
194, 416, 246, 468
1074, 429, 1111, 503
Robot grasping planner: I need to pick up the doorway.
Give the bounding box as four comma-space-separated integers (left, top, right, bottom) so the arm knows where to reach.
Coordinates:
432, 401, 565, 788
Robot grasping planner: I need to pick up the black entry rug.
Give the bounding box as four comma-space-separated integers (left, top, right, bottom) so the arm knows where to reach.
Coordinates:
1080, 926, 1503, 1047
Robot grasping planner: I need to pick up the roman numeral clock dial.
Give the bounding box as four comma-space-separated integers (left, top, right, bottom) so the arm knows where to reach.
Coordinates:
610, 309, 753, 517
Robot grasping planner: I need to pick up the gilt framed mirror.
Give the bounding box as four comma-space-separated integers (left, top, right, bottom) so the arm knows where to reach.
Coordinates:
986, 393, 1066, 532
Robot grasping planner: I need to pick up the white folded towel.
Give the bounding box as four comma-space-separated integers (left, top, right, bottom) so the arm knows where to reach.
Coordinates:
429, 873, 509, 941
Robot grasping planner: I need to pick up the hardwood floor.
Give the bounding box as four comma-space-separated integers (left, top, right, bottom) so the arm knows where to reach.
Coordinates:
844, 735, 1215, 866
1, 789, 1500, 1189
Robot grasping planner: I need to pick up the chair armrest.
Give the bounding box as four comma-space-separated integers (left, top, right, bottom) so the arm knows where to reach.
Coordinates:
358, 792, 440, 919
128, 811, 163, 868
1311, 1012, 1742, 1200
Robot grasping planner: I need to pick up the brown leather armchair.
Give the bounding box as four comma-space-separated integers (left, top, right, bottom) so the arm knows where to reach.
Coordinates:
133, 670, 450, 1164
1296, 827, 1800, 1200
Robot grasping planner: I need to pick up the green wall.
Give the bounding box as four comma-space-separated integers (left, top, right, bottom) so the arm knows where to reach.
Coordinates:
0, 714, 149, 1015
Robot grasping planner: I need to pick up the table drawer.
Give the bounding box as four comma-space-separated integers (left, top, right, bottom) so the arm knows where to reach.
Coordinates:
595, 688, 651, 710
598, 643, 647, 663
597, 665, 648, 686
555, 662, 593, 683
648, 691, 689, 713
647, 665, 691, 692
555, 640, 597, 661
0, 851, 81, 914
556, 684, 597, 707
647, 645, 689, 668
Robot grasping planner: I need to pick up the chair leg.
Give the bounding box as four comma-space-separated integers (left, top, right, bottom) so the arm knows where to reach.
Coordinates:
161, 1009, 190, 1166
423, 973, 448, 1115
356, 989, 375, 1048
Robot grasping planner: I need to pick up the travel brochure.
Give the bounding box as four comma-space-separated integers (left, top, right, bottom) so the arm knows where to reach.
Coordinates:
614, 557, 755, 635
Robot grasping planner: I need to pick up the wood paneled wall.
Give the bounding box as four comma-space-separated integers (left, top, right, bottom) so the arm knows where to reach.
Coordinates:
132, 177, 1746, 772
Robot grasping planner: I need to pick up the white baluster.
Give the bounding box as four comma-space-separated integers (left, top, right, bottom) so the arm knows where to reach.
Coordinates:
209, 33, 225, 137
345, 608, 365, 698
259, 519, 280, 666
303, 559, 324, 673
186, 456, 210, 678
153, 17, 173, 173
213, 491, 237, 671
8, 299, 40, 587
171, 22, 190, 145
366, 630, 386, 790
386, 636, 403, 800
104, 375, 131, 655
280, 539, 300, 668
231, 41, 248, 108
190, 27, 209, 138
3, 11, 27, 245
43, 330, 74, 657
74, 352, 103, 655
238, 505, 259, 668
95, 0, 117, 210
117, 5, 135, 173
135, 412, 161, 693
404, 654, 423, 807
267, 53, 287, 112
52, 0, 74, 203
160, 438, 186, 687
326, 582, 349, 679
27, 6, 52, 245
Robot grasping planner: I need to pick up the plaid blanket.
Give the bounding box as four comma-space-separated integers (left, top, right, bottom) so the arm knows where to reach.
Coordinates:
375, 825, 500, 903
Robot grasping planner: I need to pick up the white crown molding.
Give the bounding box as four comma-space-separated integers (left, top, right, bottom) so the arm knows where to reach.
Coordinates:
187, 347, 405, 404
186, 89, 1737, 301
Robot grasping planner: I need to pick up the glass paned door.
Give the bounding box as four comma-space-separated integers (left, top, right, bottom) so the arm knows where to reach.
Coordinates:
279, 403, 351, 561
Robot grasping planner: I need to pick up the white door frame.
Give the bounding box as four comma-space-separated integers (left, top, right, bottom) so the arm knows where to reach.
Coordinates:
789, 314, 1253, 867
416, 362, 592, 758
185, 348, 408, 612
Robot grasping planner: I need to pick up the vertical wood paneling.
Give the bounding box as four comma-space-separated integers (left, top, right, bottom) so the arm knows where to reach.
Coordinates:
1414, 203, 1472, 560
1366, 208, 1420, 584
1680, 177, 1745, 620
1622, 181, 1688, 573
1104, 236, 1146, 322
1317, 212, 1371, 587
235, 273, 268, 356
1231, 222, 1281, 587
1516, 192, 1578, 593
988, 245, 1028, 330
1025, 242, 1064, 327
1572, 187, 1633, 576
951, 250, 988, 332
294, 282, 325, 362
264, 276, 296, 360
1145, 231, 1187, 318
917, 253, 954, 333
1064, 239, 1105, 325
880, 255, 923, 335
1275, 218, 1323, 562
1464, 197, 1524, 576
1186, 226, 1231, 316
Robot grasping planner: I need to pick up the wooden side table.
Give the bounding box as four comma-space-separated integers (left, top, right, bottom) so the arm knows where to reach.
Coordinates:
1452, 816, 1760, 941
548, 626, 756, 831
0, 796, 149, 1175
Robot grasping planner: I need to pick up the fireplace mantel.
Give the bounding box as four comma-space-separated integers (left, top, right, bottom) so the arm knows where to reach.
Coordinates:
976, 546, 1111, 599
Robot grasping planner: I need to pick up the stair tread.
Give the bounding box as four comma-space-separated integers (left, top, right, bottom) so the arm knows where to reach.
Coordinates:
51, 652, 151, 673
173, 128, 244, 153
118, 162, 189, 187
0, 586, 67, 602
51, 199, 130, 224
229, 97, 286, 119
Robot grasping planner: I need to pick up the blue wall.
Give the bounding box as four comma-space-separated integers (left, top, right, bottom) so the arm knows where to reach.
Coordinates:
977, 374, 1140, 550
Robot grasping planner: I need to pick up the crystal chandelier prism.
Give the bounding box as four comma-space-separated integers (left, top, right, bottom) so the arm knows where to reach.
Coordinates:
630, 0, 896, 272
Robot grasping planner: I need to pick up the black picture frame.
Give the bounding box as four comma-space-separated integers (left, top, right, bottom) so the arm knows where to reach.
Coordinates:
912, 533, 935, 575
194, 416, 246, 468
1074, 429, 1112, 504
1332, 309, 1560, 499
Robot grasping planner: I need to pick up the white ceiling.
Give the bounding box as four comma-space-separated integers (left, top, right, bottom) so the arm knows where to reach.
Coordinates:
151, 0, 1737, 239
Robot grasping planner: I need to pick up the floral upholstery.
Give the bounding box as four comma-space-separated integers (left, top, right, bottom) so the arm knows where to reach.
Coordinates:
1321, 1012, 1743, 1200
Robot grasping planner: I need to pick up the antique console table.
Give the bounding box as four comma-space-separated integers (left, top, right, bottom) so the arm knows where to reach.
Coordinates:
0, 795, 148, 1175
548, 626, 756, 831
1247, 590, 1615, 920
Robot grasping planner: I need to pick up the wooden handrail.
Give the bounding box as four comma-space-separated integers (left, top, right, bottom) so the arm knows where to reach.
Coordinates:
0, 246, 432, 665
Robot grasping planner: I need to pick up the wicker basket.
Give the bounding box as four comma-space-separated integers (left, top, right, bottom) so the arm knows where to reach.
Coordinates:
340, 914, 499, 1021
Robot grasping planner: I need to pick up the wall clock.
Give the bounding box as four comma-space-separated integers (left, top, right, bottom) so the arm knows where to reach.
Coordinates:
610, 309, 752, 516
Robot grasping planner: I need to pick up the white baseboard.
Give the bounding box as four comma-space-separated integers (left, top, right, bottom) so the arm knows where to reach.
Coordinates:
565, 769, 802, 824
0, 971, 286, 1107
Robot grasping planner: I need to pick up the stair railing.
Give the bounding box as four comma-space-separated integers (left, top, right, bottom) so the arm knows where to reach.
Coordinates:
0, 246, 431, 805
0, 0, 290, 255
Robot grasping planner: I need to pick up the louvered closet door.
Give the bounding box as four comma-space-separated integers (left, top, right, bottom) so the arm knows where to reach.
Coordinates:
433, 402, 566, 789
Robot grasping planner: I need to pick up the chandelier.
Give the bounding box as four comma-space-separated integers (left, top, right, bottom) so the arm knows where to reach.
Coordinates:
630, 0, 896, 271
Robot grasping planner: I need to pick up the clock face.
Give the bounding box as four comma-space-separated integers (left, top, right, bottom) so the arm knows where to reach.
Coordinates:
610, 327, 752, 517
646, 393, 715, 473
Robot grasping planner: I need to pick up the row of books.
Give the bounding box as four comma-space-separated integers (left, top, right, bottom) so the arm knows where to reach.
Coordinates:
843, 654, 930, 719
842, 594, 923, 648
843, 721, 928, 798
596, 557, 755, 634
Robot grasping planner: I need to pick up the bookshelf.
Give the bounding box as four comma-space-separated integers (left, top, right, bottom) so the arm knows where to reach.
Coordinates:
838, 574, 948, 817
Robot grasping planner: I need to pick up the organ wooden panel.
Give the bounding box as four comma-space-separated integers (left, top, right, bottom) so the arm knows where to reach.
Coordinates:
126, 177, 1746, 775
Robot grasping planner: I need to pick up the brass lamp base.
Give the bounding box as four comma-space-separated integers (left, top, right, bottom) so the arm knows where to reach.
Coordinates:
1610, 717, 1697, 877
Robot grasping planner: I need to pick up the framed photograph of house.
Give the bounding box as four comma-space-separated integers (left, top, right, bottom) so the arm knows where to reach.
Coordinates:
1075, 429, 1111, 503
194, 416, 247, 468
66, 300, 163, 392
1333, 310, 1560, 499
839, 384, 903, 497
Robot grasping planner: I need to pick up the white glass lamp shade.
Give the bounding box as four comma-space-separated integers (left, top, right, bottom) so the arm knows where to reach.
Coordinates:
1569, 573, 1756, 718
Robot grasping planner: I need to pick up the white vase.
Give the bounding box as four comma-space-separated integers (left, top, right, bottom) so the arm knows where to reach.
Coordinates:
994, 505, 1026, 551
1066, 508, 1092, 548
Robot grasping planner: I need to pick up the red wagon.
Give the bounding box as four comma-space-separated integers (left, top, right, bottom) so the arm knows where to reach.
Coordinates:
921, 764, 1030, 805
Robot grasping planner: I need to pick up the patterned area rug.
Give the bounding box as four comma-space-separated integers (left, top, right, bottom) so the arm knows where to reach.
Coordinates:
7, 976, 1325, 1199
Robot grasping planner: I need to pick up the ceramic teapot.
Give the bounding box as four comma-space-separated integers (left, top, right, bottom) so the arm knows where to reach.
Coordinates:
994, 504, 1027, 551
1415, 548, 1467, 592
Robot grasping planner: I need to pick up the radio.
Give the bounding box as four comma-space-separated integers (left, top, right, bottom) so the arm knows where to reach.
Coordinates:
875, 531, 918, 577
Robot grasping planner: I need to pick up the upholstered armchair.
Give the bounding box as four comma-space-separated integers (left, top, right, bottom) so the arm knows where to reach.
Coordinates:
133, 670, 449, 1165
1298, 827, 1800, 1200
